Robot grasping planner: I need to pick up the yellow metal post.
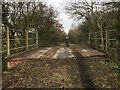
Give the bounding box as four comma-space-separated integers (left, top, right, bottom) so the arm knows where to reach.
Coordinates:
6, 26, 10, 56
101, 30, 104, 50
36, 31, 38, 48
105, 30, 108, 51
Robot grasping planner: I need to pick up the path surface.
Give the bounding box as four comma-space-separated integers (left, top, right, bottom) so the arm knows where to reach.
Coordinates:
12, 47, 52, 60
53, 47, 74, 59
26, 47, 52, 59
10, 45, 105, 60
77, 45, 106, 57
2, 45, 119, 89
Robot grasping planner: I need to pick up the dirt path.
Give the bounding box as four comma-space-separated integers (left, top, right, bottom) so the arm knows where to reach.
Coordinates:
11, 47, 52, 60
3, 58, 82, 88
53, 47, 74, 59
74, 46, 119, 88
77, 45, 106, 57
2, 45, 119, 89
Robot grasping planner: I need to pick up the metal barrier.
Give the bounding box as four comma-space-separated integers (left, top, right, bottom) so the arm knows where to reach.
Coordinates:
89, 29, 119, 63
89, 29, 118, 51
1, 26, 38, 58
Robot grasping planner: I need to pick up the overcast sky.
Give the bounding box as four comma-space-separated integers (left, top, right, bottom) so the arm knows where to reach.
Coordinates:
45, 0, 77, 34
44, 0, 119, 34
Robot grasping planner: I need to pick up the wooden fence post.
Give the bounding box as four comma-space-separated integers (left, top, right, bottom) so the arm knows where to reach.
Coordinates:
6, 26, 10, 56
25, 30, 28, 51
36, 31, 38, 48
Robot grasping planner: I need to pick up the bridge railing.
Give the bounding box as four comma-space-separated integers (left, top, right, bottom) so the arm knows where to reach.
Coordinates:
89, 29, 119, 63
1, 26, 38, 59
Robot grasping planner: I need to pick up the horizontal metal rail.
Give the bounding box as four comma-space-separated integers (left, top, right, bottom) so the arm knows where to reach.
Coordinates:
10, 46, 26, 51
5, 46, 38, 59
0, 49, 7, 53
89, 29, 118, 53
28, 38, 36, 40
28, 44, 38, 47
110, 48, 116, 50
2, 38, 36, 41
109, 39, 116, 41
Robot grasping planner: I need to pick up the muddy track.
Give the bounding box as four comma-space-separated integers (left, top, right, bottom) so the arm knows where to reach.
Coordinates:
2, 57, 82, 88
74, 48, 97, 89
2, 46, 119, 89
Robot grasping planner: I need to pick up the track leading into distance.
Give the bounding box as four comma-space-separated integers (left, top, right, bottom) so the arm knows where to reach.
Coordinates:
3, 45, 118, 89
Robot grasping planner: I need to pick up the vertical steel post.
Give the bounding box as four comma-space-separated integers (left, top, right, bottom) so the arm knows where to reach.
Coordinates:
36, 31, 38, 48
101, 30, 104, 50
95, 32, 97, 47
89, 32, 91, 45
25, 30, 28, 51
105, 30, 108, 51
6, 27, 10, 56
0, 3, 2, 89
